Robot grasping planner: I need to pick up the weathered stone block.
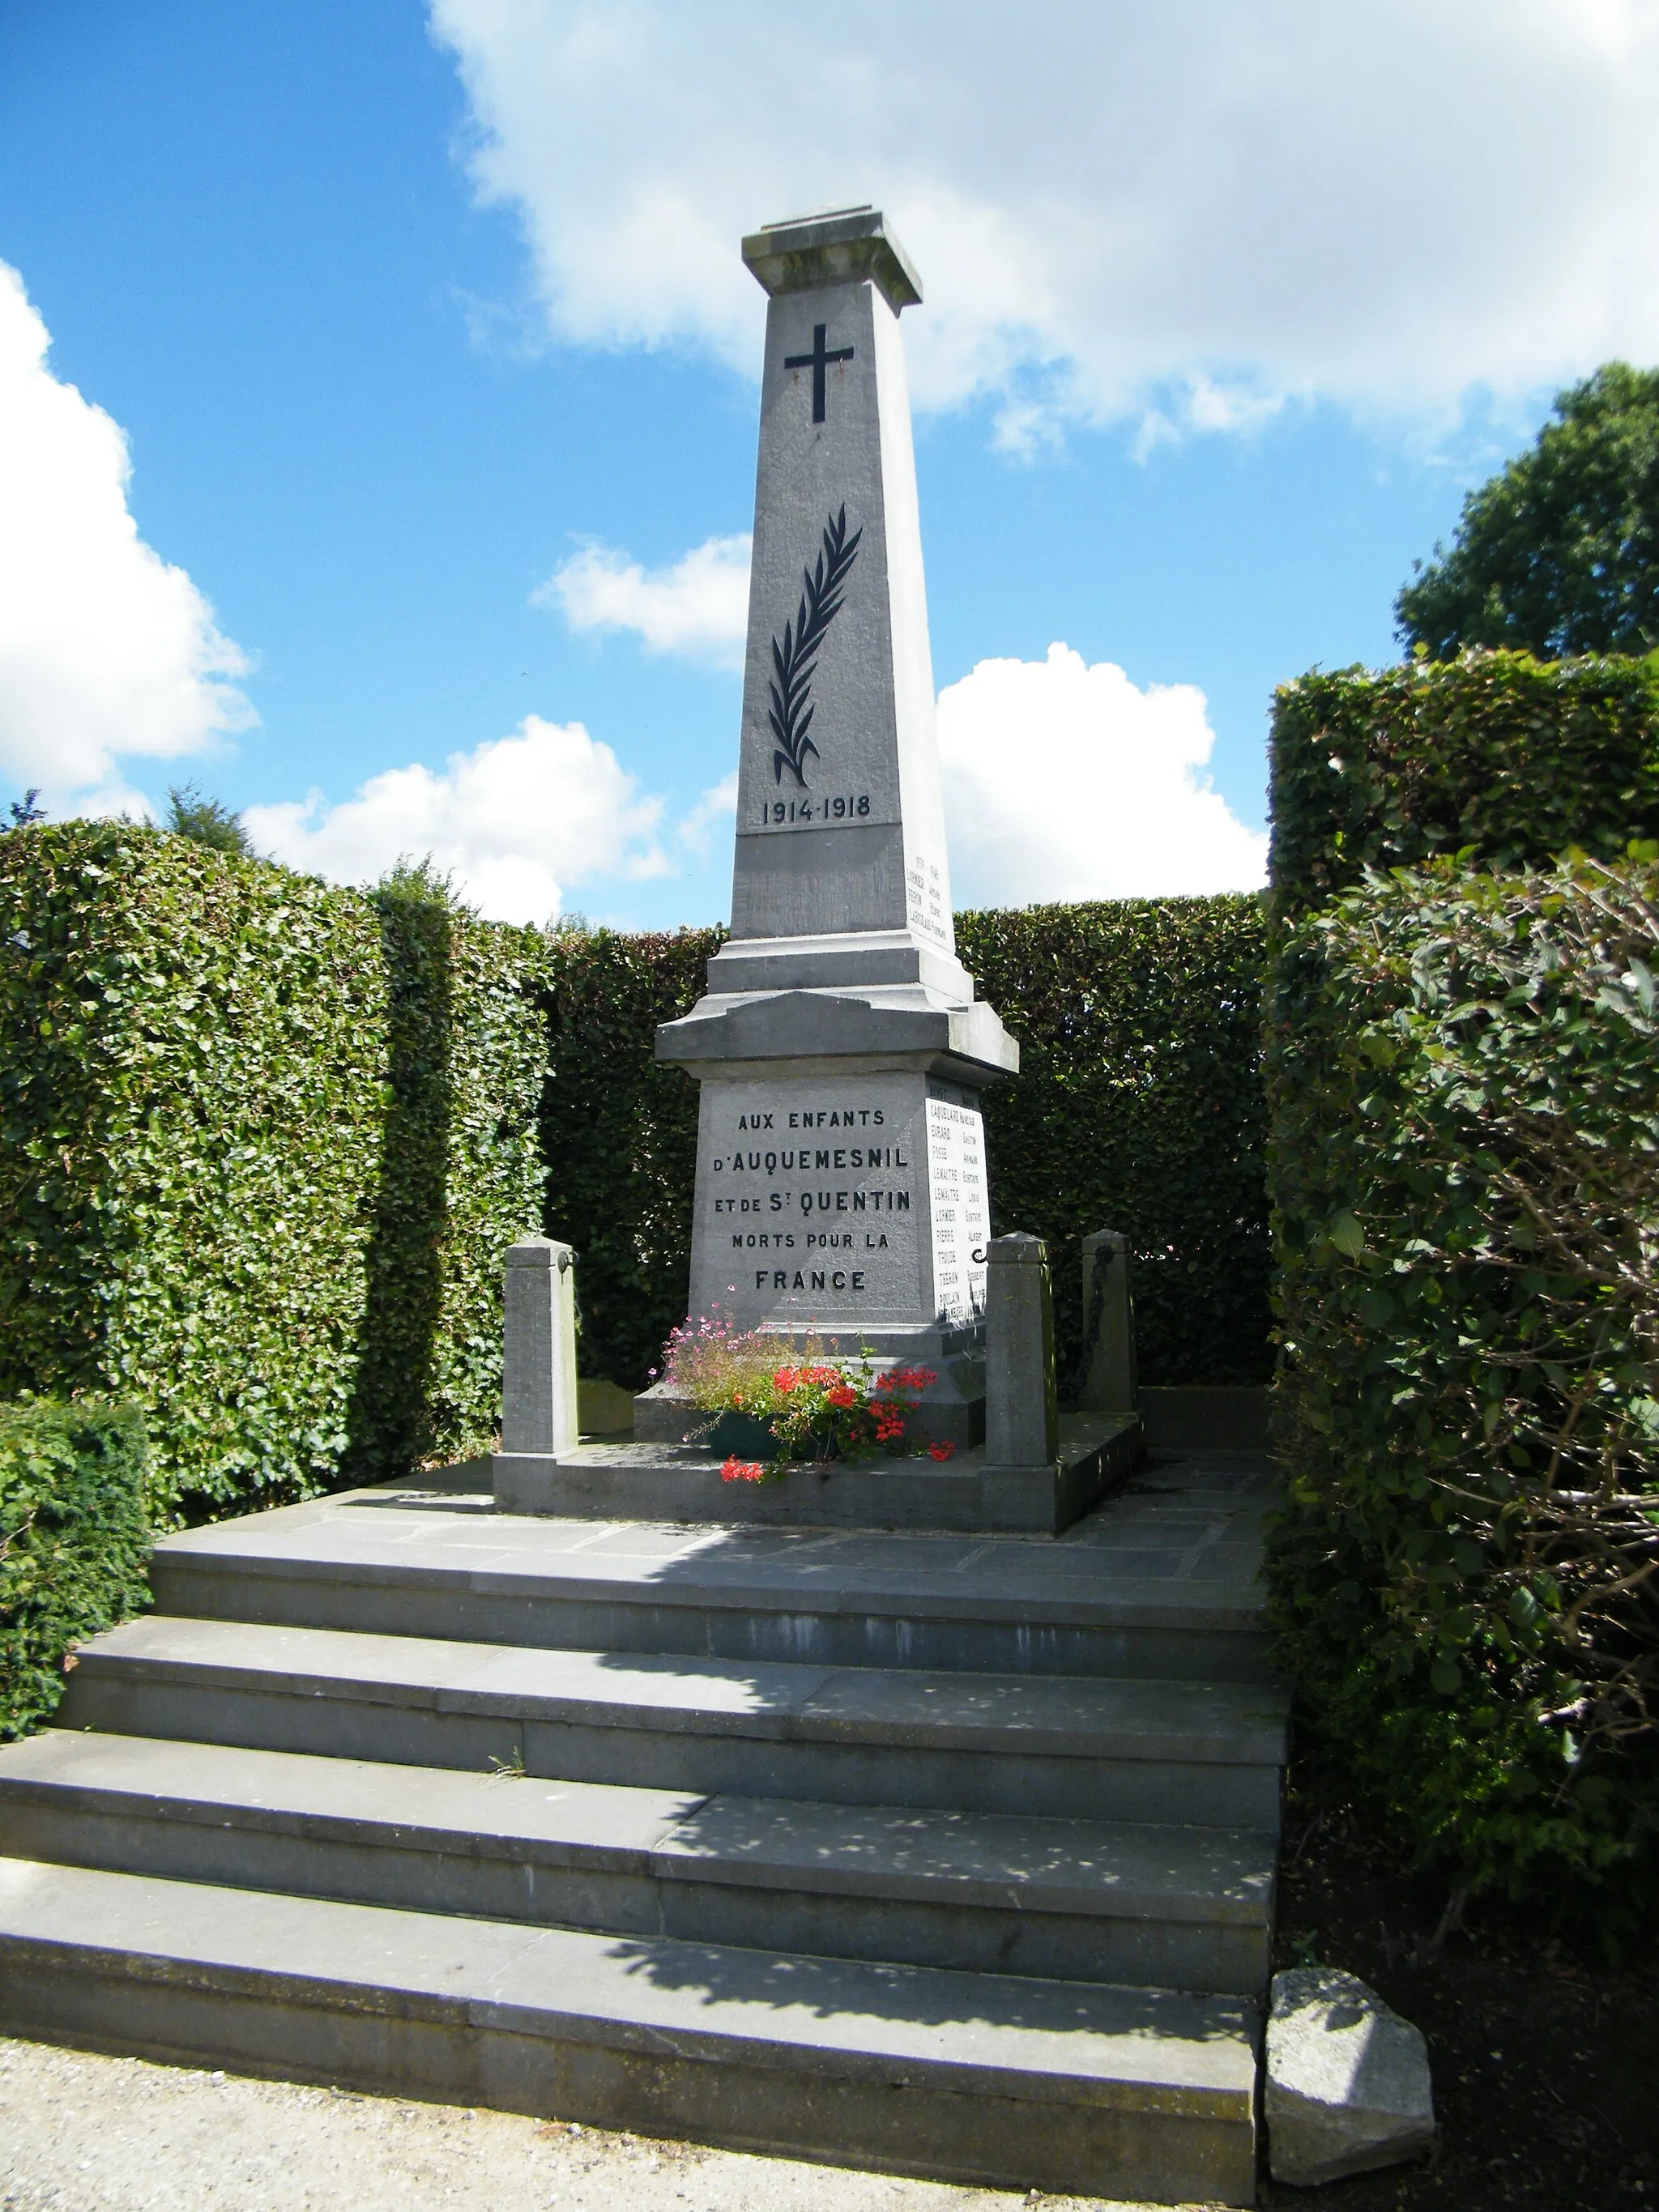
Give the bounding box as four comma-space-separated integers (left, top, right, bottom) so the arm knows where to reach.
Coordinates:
984, 1233, 1059, 1468
500, 1238, 578, 1460
1266, 1967, 1435, 2186
1078, 1229, 1137, 1414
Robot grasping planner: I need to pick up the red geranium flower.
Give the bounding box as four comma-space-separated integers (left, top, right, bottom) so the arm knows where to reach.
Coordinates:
720, 1457, 766, 1483
826, 1383, 856, 1409
928, 1440, 956, 1462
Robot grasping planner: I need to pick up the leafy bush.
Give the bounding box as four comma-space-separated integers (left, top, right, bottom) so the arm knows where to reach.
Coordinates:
543, 902, 1272, 1392
1269, 652, 1659, 916
0, 825, 548, 1520
1, 1398, 151, 1738
1266, 855, 1659, 1903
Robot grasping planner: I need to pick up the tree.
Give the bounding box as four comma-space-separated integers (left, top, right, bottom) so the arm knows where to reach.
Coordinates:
0, 789, 45, 833
1395, 363, 1659, 660
164, 782, 257, 858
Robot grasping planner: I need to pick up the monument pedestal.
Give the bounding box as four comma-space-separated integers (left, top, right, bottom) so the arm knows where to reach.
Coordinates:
652, 995, 1013, 1444
493, 1409, 1141, 1535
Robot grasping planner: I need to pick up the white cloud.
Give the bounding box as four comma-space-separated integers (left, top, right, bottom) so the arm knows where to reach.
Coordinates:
938, 645, 1266, 905
0, 261, 253, 806
538, 533, 751, 668
432, 0, 1659, 441
244, 715, 667, 925
678, 769, 738, 863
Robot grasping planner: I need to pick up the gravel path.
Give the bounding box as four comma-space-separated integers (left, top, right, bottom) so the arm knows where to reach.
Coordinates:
0, 2039, 1184, 2212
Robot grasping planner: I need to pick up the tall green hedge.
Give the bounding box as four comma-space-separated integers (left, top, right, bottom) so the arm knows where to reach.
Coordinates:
1269, 651, 1659, 913
543, 901, 1271, 1392
1265, 649, 1659, 1910
343, 876, 553, 1482
0, 825, 548, 1519
1, 1398, 151, 1738
1266, 855, 1658, 1902
957, 899, 1270, 1389
541, 926, 722, 1391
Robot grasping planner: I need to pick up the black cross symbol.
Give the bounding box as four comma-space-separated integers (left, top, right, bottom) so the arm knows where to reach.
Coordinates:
783, 323, 855, 423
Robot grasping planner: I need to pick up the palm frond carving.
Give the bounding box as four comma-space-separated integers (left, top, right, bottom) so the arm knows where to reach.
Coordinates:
768, 505, 863, 788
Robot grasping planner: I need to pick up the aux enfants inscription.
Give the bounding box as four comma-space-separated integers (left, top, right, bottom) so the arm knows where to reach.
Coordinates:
655, 207, 1017, 1443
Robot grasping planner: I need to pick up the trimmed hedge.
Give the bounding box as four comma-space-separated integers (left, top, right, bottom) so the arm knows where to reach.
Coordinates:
540, 926, 722, 1391
0, 825, 548, 1519
543, 902, 1271, 1392
1, 1397, 151, 1738
1269, 651, 1659, 914
957, 899, 1270, 1389
1266, 855, 1659, 1903
343, 875, 553, 1482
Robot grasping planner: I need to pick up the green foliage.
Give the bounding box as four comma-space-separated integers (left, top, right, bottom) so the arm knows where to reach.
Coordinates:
1269, 651, 1659, 914
1396, 364, 1659, 658
958, 898, 1272, 1388
348, 867, 551, 1477
1266, 855, 1659, 1904
540, 926, 721, 1388
1, 1397, 151, 1738
0, 822, 547, 1520
164, 782, 258, 859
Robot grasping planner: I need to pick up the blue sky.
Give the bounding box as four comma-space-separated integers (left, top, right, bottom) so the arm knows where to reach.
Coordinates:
3, 1, 1656, 926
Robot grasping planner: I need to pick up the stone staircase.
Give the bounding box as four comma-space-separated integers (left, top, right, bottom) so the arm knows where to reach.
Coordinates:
0, 1451, 1286, 2205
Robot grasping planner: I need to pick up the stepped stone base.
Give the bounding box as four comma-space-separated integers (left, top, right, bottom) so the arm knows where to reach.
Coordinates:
0, 1451, 1283, 2205
494, 1411, 1141, 1533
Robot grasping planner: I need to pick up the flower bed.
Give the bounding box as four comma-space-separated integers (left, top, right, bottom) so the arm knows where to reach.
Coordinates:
658, 1318, 946, 1484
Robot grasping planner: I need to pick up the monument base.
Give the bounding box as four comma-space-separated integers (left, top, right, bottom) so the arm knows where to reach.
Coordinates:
491, 1410, 1142, 1535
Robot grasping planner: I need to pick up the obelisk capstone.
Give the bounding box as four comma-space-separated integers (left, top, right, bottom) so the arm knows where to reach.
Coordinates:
654, 206, 1017, 1443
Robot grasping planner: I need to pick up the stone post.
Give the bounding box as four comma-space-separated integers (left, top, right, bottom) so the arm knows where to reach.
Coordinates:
501, 1238, 578, 1459
983, 1233, 1059, 1468
1077, 1230, 1138, 1414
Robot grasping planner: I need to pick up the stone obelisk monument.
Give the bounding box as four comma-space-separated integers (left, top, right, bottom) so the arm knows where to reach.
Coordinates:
654, 207, 1017, 1444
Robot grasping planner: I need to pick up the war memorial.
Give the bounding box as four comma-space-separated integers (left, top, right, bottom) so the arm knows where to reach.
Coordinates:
0, 211, 1296, 2204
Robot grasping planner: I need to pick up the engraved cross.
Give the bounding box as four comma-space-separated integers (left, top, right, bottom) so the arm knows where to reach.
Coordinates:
783, 323, 855, 423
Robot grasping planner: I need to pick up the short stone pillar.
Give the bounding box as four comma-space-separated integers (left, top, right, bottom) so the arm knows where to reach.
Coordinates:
1078, 1230, 1138, 1414
984, 1233, 1059, 1468
501, 1237, 578, 1459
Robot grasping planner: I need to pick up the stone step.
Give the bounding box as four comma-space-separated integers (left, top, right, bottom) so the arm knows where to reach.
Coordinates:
149, 1473, 1278, 1684
0, 1856, 1259, 2204
0, 1732, 1275, 1995
59, 1617, 1290, 1831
